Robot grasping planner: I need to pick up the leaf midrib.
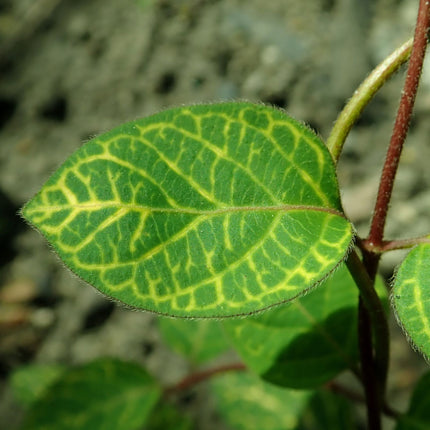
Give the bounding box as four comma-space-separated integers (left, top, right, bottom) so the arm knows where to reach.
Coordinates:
30, 202, 346, 218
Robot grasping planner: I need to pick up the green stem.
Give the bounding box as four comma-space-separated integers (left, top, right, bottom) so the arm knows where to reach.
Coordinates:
326, 38, 412, 164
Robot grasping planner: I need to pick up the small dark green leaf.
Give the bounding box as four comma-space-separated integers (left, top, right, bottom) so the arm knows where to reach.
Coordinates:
10, 364, 65, 406
211, 371, 311, 430
297, 390, 355, 430
261, 307, 357, 388
145, 402, 194, 430
396, 371, 430, 429
392, 243, 430, 358
21, 358, 160, 430
158, 317, 230, 363
224, 264, 387, 388
22, 103, 354, 317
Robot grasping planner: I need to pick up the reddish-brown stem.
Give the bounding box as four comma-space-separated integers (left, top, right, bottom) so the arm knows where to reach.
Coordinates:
163, 361, 402, 421
362, 235, 430, 253
361, 249, 386, 430
358, 296, 381, 429
368, 0, 430, 247
163, 362, 246, 396
347, 249, 388, 430
360, 6, 429, 424
163, 361, 403, 422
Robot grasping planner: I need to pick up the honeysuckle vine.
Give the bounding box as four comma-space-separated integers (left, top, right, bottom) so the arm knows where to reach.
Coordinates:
329, 1, 430, 428
15, 1, 430, 429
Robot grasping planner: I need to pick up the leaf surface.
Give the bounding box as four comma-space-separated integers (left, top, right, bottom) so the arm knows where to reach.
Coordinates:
22, 103, 353, 317
20, 358, 160, 430
158, 317, 230, 363
393, 243, 430, 358
145, 402, 194, 430
211, 371, 311, 430
224, 264, 387, 388
297, 390, 355, 430
11, 364, 65, 406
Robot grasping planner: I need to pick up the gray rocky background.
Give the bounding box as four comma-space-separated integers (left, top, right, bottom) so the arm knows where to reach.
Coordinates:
1, 0, 430, 428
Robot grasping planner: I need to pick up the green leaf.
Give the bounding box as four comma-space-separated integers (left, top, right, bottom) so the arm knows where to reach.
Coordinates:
21, 358, 161, 430
211, 371, 312, 430
396, 371, 430, 429
392, 243, 430, 357
145, 402, 194, 430
22, 102, 354, 317
224, 264, 387, 388
10, 364, 65, 406
158, 317, 230, 364
297, 390, 355, 430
